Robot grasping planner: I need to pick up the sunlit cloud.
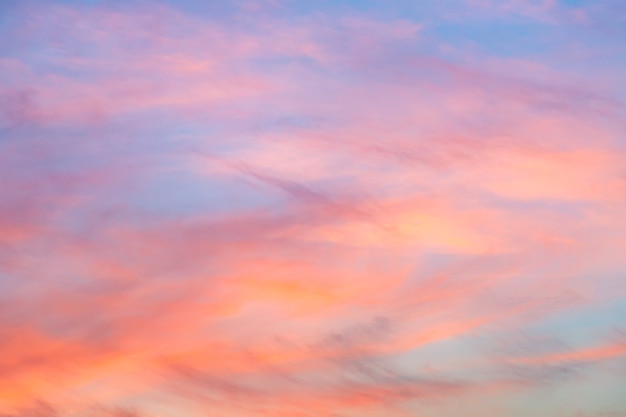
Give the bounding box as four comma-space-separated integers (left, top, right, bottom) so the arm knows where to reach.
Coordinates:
1, 0, 625, 416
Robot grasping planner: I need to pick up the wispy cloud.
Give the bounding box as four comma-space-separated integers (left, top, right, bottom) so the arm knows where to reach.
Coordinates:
1, 0, 625, 416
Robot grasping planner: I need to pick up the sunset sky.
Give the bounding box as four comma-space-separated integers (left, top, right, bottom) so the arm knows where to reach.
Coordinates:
1, 0, 626, 416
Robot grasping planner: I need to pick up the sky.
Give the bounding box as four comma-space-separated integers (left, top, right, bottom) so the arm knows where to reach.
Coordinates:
1, 0, 626, 416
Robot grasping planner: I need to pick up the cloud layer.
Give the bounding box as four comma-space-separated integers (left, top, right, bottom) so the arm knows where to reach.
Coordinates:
1, 1, 625, 416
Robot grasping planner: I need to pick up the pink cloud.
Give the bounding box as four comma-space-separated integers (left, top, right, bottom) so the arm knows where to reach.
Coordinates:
1, 1, 625, 416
